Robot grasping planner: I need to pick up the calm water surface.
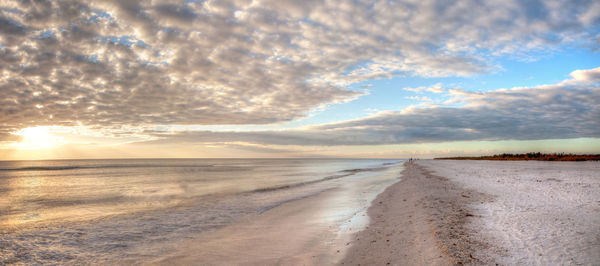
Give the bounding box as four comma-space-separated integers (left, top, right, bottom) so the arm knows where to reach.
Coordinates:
0, 158, 402, 264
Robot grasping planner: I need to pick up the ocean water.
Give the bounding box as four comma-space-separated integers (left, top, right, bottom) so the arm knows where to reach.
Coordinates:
0, 158, 402, 264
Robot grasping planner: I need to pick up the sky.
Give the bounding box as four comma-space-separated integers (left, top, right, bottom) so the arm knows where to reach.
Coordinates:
1, 0, 599, 160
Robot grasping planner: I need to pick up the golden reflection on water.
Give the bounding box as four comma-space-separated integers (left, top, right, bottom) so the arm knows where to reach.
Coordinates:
0, 159, 403, 265
1, 170, 185, 228
2, 171, 47, 227
0, 159, 399, 231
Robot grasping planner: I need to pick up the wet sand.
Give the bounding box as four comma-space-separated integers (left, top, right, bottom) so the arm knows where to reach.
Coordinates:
343, 160, 600, 265
153, 189, 348, 265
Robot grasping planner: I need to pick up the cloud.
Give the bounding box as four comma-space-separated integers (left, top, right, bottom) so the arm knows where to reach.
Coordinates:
403, 83, 446, 94
570, 67, 600, 83
0, 0, 598, 134
405, 96, 433, 102
144, 67, 600, 146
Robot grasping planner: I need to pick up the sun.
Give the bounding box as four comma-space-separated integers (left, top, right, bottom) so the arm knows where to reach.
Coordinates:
13, 126, 65, 150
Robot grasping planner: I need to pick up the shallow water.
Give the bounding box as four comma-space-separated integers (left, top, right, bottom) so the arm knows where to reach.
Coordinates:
0, 158, 402, 264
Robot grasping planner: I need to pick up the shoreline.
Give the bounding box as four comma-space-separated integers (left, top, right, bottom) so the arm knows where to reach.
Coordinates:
340, 161, 499, 265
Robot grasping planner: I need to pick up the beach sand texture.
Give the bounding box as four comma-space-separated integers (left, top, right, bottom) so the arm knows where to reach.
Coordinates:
343, 160, 600, 265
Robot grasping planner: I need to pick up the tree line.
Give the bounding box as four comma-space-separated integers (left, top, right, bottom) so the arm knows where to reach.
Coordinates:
435, 153, 600, 161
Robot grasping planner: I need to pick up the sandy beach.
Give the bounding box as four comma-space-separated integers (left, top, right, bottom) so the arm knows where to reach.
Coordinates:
343, 160, 600, 265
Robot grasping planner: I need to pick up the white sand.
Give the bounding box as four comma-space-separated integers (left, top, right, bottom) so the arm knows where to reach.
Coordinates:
419, 160, 600, 265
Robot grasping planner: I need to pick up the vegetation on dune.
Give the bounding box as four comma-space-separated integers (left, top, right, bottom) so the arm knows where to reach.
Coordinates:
435, 152, 600, 161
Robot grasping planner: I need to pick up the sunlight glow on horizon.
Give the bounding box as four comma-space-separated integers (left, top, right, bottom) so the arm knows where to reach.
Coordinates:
11, 127, 66, 150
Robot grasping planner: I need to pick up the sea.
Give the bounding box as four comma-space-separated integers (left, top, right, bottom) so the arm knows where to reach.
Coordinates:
0, 158, 403, 264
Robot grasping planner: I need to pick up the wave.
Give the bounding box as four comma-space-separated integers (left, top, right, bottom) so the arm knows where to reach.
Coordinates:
250, 164, 392, 193
0, 164, 216, 172
257, 188, 336, 214
0, 166, 84, 171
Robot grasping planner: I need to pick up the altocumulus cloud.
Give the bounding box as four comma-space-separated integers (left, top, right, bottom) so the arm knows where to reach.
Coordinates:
1, 0, 599, 140
147, 67, 600, 146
